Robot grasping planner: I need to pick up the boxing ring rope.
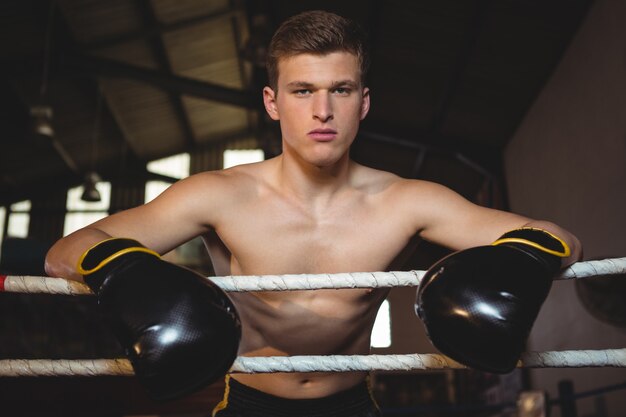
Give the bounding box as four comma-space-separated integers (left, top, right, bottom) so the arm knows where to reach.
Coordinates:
1, 257, 625, 295
1, 257, 624, 377
1, 349, 625, 377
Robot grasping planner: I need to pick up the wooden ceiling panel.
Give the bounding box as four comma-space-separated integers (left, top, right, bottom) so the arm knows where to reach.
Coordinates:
151, 0, 230, 25
58, 0, 143, 44
91, 39, 161, 70
164, 18, 243, 87
182, 96, 249, 144
163, 13, 251, 145
101, 78, 187, 160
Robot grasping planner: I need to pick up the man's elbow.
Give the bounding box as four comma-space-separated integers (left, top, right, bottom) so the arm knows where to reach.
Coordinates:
566, 234, 583, 265
44, 257, 60, 278
44, 226, 112, 280
44, 239, 82, 281
44, 245, 66, 278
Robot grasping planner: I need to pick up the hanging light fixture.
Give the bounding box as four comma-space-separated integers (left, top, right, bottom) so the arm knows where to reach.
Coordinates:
81, 171, 102, 202
30, 105, 54, 138
81, 83, 104, 202
31, 2, 55, 138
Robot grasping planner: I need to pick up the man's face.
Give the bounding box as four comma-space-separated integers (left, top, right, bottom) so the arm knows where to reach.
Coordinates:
263, 52, 370, 168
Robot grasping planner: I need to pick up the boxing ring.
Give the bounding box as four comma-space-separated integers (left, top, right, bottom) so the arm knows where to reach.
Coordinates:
1, 256, 625, 377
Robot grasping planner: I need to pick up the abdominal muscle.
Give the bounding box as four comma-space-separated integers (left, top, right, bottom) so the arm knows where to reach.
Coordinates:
228, 287, 388, 398
203, 228, 401, 399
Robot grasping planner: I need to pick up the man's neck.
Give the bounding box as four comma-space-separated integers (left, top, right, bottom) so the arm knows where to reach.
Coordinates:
274, 152, 355, 204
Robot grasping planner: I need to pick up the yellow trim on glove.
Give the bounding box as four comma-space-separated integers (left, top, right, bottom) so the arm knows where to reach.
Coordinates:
77, 239, 160, 275
491, 227, 571, 258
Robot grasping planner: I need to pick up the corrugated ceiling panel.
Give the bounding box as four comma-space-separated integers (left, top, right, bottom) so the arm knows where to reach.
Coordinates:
182, 97, 248, 143
58, 0, 142, 44
101, 79, 187, 159
92, 39, 160, 69
151, 0, 230, 25
163, 18, 243, 87
164, 15, 250, 145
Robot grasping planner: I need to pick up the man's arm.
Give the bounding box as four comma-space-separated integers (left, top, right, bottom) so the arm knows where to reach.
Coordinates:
403, 180, 582, 266
45, 172, 229, 282
45, 172, 242, 400
411, 181, 582, 373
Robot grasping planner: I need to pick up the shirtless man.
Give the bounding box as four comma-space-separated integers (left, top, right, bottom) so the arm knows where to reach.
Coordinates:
45, 10, 581, 417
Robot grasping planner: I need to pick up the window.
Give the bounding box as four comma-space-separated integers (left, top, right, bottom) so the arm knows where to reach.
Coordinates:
371, 300, 392, 348
64, 182, 111, 236
223, 149, 264, 169
145, 181, 171, 204
145, 153, 190, 203
0, 206, 5, 255
7, 200, 31, 238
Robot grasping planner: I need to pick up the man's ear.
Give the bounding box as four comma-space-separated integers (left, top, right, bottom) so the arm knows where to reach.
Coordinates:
360, 87, 371, 121
263, 86, 280, 121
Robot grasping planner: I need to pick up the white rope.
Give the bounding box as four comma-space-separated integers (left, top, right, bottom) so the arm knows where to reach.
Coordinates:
0, 358, 133, 377
232, 349, 626, 373
2, 257, 624, 295
520, 349, 626, 369
558, 257, 626, 280
210, 270, 424, 292
231, 353, 463, 373
1, 275, 90, 295
1, 349, 624, 377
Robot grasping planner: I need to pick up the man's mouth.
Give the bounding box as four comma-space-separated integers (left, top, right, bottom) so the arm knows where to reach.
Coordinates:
308, 128, 337, 141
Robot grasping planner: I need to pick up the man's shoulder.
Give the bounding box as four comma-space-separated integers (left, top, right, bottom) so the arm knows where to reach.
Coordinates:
156, 162, 269, 208
352, 163, 445, 196
187, 160, 270, 186
351, 163, 400, 190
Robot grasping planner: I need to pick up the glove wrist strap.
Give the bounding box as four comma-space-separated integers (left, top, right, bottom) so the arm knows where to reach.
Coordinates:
77, 237, 160, 276
491, 227, 571, 258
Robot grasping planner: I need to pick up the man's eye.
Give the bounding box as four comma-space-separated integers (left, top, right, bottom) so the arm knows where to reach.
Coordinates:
294, 89, 311, 96
333, 88, 350, 95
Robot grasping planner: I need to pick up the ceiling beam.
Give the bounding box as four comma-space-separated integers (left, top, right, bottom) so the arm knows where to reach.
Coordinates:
65, 54, 259, 109
84, 7, 239, 50
135, 0, 197, 151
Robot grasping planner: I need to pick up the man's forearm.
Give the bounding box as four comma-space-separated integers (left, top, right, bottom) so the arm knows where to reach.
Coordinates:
45, 227, 114, 282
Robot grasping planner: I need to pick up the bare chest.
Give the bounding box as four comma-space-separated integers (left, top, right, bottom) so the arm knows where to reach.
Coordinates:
207, 194, 414, 276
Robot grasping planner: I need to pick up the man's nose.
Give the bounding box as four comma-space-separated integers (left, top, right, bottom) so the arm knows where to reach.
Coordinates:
312, 93, 333, 122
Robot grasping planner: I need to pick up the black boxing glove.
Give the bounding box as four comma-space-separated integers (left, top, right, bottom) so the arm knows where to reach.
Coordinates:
415, 228, 570, 373
78, 238, 241, 400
